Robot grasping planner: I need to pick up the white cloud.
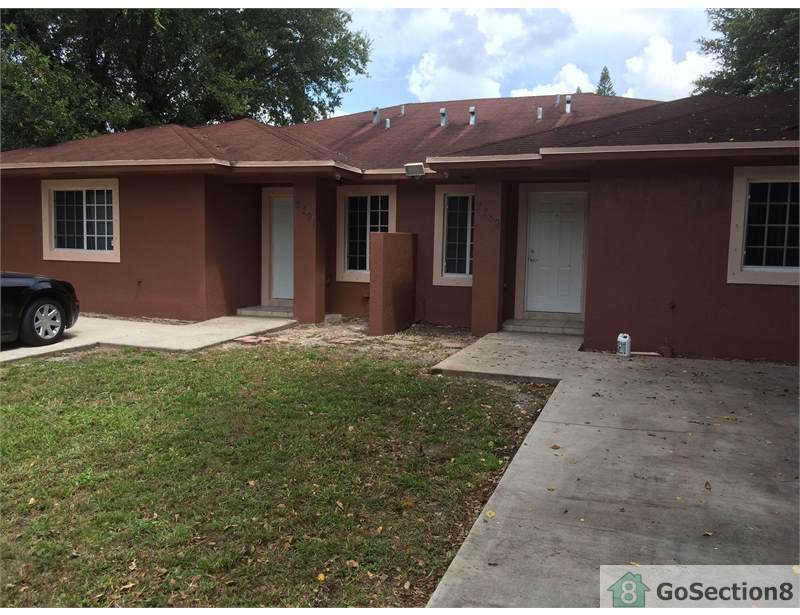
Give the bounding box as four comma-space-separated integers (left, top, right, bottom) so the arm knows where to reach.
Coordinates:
349, 9, 456, 78
470, 9, 527, 56
341, 8, 714, 111
510, 63, 593, 97
408, 52, 501, 102
623, 36, 718, 100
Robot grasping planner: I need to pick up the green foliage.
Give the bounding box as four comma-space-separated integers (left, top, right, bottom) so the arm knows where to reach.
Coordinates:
0, 9, 370, 150
695, 9, 799, 95
595, 66, 616, 96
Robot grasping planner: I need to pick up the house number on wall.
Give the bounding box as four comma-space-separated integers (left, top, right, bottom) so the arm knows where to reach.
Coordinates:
475, 200, 501, 228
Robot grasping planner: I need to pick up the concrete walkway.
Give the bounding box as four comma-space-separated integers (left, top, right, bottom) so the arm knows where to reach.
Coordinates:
428, 332, 798, 607
0, 315, 295, 363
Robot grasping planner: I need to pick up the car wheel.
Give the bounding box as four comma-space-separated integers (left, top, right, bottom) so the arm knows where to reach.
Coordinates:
20, 298, 66, 346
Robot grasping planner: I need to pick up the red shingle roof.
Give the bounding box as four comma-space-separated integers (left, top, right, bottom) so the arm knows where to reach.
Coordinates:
0, 124, 218, 164
280, 93, 658, 168
2, 92, 796, 170
448, 93, 799, 157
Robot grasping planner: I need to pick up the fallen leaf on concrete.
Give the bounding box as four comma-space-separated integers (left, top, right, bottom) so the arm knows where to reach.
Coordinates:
704, 481, 712, 491
550, 444, 561, 450
485, 510, 496, 519
703, 530, 714, 536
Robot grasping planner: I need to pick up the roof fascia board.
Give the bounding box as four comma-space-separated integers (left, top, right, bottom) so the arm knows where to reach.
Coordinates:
427, 153, 544, 164
1, 158, 366, 175
0, 158, 230, 170
539, 140, 800, 156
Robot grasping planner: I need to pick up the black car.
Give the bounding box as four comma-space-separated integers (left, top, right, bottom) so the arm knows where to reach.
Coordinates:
1, 272, 80, 346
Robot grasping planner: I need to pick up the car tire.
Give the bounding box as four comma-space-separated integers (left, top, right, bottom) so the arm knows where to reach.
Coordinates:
19, 298, 66, 346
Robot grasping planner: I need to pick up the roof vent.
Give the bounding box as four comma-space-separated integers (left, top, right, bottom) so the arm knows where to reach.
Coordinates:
384, 118, 391, 129
439, 107, 448, 127
400, 104, 405, 116
468, 105, 477, 126
565, 95, 572, 114
554, 94, 560, 107
536, 106, 543, 121
371, 107, 380, 125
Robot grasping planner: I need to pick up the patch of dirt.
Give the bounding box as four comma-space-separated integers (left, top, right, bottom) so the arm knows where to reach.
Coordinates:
231, 317, 477, 367
82, 312, 193, 325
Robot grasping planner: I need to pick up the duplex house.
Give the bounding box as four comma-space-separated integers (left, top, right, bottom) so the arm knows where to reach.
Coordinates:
1, 92, 797, 361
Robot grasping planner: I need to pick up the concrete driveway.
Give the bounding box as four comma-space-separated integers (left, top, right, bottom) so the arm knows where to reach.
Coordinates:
428, 333, 798, 607
0, 315, 294, 363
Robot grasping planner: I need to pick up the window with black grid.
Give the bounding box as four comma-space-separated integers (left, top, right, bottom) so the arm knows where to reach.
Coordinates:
743, 182, 798, 268
346, 194, 389, 271
443, 195, 474, 275
53, 189, 114, 251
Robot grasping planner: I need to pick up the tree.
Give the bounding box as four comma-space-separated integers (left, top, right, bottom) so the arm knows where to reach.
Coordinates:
0, 9, 370, 150
595, 66, 616, 96
694, 9, 799, 95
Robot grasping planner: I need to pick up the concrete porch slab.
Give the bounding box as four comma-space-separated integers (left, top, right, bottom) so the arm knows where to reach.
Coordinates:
0, 315, 296, 363
428, 332, 798, 607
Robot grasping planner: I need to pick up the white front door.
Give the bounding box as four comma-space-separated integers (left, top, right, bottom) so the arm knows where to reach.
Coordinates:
262, 190, 294, 303
525, 192, 586, 313
270, 196, 294, 300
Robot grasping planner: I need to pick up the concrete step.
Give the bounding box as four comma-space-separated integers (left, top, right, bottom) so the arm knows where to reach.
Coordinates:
518, 311, 584, 323
502, 317, 584, 336
237, 305, 293, 318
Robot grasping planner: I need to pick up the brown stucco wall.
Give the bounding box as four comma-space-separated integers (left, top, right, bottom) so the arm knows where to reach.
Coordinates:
204, 177, 261, 318
583, 160, 799, 362
368, 232, 416, 335
1, 174, 209, 320
323, 181, 472, 327
400, 181, 472, 328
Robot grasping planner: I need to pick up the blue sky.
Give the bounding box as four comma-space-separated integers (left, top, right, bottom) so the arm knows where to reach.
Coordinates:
338, 8, 717, 113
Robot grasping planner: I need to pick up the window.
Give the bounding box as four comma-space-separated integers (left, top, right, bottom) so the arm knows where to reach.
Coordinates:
41, 179, 120, 262
336, 185, 396, 282
443, 195, 474, 275
346, 194, 389, 271
433, 185, 475, 286
727, 167, 798, 285
742, 182, 798, 268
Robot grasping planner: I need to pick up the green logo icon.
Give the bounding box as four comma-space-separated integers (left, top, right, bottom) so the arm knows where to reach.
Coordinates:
607, 571, 650, 607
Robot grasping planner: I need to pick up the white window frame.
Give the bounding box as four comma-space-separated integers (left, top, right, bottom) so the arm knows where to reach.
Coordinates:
727, 166, 798, 286
433, 184, 475, 286
41, 178, 120, 263
336, 185, 396, 283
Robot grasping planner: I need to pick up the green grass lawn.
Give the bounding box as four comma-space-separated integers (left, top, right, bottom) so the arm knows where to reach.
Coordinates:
0, 344, 550, 606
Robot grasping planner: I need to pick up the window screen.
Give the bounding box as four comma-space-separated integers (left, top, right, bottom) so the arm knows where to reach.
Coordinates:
346, 194, 389, 271
54, 189, 114, 251
443, 195, 474, 275
743, 182, 799, 268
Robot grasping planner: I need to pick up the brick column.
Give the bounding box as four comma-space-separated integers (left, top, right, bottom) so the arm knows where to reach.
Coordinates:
471, 181, 504, 336
293, 178, 326, 323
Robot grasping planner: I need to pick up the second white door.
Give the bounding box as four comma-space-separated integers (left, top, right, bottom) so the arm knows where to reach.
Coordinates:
525, 192, 586, 313
268, 194, 294, 300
